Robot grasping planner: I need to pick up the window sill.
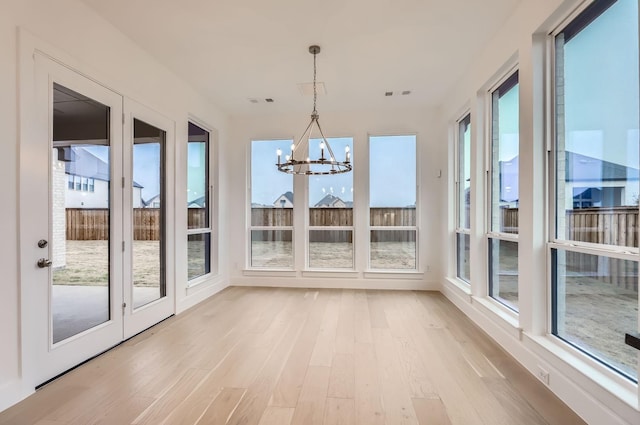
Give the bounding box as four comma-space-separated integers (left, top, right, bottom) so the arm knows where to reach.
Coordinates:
444, 276, 472, 297
363, 271, 424, 280
302, 270, 359, 279
186, 273, 214, 289
472, 296, 521, 334
525, 333, 639, 410
242, 269, 297, 278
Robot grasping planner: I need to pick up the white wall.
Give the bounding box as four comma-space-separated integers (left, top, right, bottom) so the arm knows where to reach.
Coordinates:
65, 179, 107, 208
439, 0, 640, 424
0, 3, 21, 405
228, 107, 444, 290
1, 0, 230, 411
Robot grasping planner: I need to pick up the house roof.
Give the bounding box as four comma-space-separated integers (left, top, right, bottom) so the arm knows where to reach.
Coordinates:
566, 152, 639, 182
188, 195, 206, 207
65, 146, 143, 188
498, 152, 640, 202
274, 191, 294, 205
143, 194, 160, 206
314, 194, 346, 207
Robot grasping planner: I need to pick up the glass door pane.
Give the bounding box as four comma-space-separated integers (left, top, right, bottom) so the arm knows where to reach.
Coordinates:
132, 119, 166, 309
51, 83, 111, 344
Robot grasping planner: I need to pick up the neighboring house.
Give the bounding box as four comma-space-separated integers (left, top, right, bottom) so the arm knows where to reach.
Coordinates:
498, 152, 639, 209
273, 191, 293, 208
64, 147, 144, 208
565, 151, 639, 208
314, 194, 347, 208
144, 194, 161, 208
188, 195, 206, 208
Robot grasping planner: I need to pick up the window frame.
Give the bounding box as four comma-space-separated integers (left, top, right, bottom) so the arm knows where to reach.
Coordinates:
248, 138, 295, 270
548, 0, 639, 382
186, 121, 215, 284
307, 137, 355, 270
486, 67, 520, 312
368, 134, 419, 271
455, 113, 472, 283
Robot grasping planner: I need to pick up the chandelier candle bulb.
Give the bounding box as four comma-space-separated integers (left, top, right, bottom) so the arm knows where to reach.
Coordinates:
276, 149, 282, 165
345, 146, 350, 163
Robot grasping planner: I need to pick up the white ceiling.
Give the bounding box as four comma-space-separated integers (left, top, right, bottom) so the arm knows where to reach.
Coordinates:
81, 0, 522, 116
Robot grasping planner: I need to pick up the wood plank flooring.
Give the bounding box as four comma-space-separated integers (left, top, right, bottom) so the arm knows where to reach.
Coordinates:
0, 287, 586, 425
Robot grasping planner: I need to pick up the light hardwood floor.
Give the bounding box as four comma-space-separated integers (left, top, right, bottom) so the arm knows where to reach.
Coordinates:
0, 287, 586, 425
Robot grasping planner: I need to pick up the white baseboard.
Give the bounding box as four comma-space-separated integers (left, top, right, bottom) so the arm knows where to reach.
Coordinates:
177, 275, 230, 314
441, 279, 640, 425
0, 380, 31, 414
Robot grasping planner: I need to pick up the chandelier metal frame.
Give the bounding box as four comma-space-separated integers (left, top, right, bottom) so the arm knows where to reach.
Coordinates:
276, 45, 352, 175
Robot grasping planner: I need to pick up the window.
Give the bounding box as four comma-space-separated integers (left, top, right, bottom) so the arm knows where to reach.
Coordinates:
456, 114, 471, 283
67, 175, 95, 192
187, 122, 213, 281
552, 0, 639, 380
488, 70, 519, 311
250, 139, 294, 268
369, 135, 417, 270
132, 118, 166, 308
308, 137, 354, 269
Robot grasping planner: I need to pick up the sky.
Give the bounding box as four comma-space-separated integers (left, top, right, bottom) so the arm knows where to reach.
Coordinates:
563, 0, 639, 168
133, 143, 161, 200
187, 142, 207, 203
497, 85, 519, 162
251, 135, 417, 207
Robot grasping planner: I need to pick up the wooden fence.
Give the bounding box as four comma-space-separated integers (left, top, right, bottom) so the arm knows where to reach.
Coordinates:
66, 208, 207, 241
500, 206, 638, 289
564, 207, 638, 289
250, 207, 416, 242
66, 206, 639, 249
500, 206, 639, 246
66, 209, 110, 240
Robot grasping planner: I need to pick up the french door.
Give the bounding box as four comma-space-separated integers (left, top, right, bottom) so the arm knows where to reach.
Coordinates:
23, 54, 174, 386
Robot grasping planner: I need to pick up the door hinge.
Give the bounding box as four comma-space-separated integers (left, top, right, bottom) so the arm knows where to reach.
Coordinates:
122, 241, 125, 252
122, 113, 125, 124
122, 302, 127, 315
122, 177, 125, 188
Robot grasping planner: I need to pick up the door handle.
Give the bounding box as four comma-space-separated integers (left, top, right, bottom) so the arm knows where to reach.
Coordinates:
37, 258, 52, 268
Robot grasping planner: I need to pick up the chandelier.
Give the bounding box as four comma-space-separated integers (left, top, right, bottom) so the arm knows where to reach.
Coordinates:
276, 45, 352, 175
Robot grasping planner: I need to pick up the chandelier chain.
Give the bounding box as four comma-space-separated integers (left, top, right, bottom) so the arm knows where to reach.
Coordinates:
313, 50, 317, 114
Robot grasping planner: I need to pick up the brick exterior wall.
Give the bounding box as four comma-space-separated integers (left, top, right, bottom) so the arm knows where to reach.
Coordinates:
52, 154, 66, 269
